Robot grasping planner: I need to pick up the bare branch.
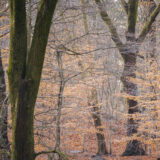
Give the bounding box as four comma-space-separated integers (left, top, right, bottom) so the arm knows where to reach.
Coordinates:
0, 31, 9, 39
0, 6, 9, 17
121, 0, 128, 14
127, 0, 138, 35
65, 67, 90, 83
94, 0, 124, 52
137, 3, 160, 43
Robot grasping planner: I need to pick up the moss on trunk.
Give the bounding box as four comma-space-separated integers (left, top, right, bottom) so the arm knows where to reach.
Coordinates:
8, 0, 58, 159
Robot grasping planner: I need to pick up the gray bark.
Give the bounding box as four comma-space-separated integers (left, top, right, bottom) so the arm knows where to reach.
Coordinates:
55, 51, 65, 151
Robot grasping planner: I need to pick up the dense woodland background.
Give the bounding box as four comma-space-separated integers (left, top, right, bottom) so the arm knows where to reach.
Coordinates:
1, 0, 160, 159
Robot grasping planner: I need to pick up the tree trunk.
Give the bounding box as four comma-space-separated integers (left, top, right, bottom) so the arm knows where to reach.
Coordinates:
0, 50, 10, 160
121, 46, 145, 156
55, 52, 65, 152
81, 0, 108, 154
8, 0, 58, 159
11, 82, 36, 160
89, 88, 108, 155
94, 0, 160, 156
121, 0, 146, 155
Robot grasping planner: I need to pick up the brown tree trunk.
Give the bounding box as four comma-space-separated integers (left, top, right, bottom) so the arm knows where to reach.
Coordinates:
92, 113, 108, 155
89, 89, 108, 155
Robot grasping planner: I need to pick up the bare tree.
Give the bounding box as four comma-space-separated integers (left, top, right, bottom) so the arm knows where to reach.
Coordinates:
94, 0, 160, 156
8, 0, 59, 159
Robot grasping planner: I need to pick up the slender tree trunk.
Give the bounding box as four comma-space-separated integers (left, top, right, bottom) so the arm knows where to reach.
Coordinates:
27, 0, 32, 51
109, 117, 113, 155
0, 50, 10, 160
55, 52, 65, 151
88, 88, 108, 155
81, 0, 108, 154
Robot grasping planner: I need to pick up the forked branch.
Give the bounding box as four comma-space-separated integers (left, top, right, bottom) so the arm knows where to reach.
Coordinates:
94, 0, 124, 52
137, 3, 160, 43
121, 0, 128, 14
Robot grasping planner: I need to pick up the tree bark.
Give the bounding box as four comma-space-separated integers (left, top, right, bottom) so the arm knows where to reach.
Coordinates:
121, 47, 145, 156
8, 0, 58, 159
121, 2, 145, 154
88, 88, 108, 155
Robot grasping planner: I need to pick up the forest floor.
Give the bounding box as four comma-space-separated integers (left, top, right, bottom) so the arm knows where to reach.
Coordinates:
35, 123, 159, 160
69, 155, 156, 160
65, 133, 158, 160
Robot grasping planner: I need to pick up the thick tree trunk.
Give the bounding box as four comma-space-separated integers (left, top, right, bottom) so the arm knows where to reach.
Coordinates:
89, 89, 108, 155
11, 81, 35, 160
8, 0, 34, 159
121, 47, 145, 156
121, 0, 146, 155
0, 50, 10, 160
8, 0, 58, 159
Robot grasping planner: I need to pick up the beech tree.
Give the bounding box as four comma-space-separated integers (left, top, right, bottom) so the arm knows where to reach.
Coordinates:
94, 0, 160, 156
81, 0, 108, 155
8, 0, 59, 160
88, 88, 108, 155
